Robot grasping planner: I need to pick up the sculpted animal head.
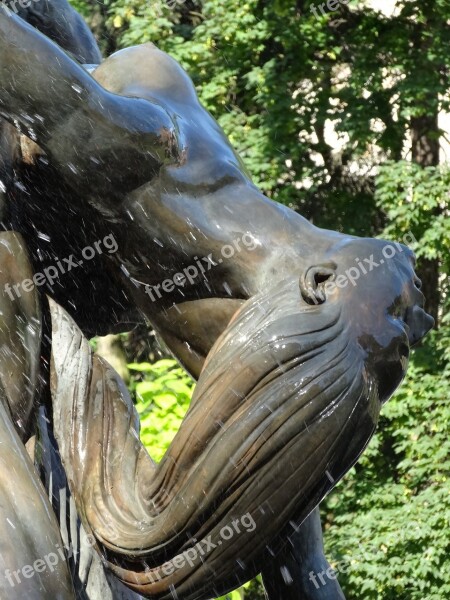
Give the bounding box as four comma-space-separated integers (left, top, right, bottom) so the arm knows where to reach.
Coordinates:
299, 236, 434, 401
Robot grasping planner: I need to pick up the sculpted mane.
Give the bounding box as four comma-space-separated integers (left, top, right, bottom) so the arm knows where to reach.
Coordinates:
48, 270, 405, 598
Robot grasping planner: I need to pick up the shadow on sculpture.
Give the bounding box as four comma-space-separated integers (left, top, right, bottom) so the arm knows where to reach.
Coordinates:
0, 4, 434, 599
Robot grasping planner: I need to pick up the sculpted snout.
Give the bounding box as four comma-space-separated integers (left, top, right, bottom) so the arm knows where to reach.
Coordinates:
404, 305, 435, 346
298, 239, 435, 352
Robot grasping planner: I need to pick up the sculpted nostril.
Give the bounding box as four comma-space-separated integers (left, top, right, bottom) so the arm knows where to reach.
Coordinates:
300, 264, 336, 305
414, 277, 422, 290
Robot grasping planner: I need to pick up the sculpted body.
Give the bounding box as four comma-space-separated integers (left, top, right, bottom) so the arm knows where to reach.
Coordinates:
0, 13, 348, 375
0, 7, 434, 600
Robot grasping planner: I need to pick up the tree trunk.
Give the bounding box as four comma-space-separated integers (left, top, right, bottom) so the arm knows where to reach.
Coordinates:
410, 113, 441, 325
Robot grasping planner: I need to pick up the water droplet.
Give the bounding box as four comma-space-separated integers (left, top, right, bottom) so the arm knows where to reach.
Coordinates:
280, 565, 293, 584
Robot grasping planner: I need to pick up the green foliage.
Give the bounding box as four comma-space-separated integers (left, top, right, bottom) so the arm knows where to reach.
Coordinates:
376, 160, 450, 310
129, 358, 194, 461
323, 333, 450, 600
216, 579, 263, 600
68, 0, 91, 18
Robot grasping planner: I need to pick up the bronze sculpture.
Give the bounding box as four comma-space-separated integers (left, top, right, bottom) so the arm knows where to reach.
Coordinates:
0, 3, 434, 599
